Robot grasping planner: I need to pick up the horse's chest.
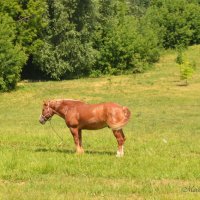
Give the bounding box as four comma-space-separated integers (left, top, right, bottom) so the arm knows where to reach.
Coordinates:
65, 109, 79, 128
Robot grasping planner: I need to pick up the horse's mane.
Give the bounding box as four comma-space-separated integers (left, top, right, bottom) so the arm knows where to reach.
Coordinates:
55, 99, 84, 103
51, 99, 85, 106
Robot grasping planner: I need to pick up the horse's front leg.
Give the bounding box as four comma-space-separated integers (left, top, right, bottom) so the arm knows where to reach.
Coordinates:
78, 129, 84, 153
112, 129, 126, 157
69, 128, 84, 154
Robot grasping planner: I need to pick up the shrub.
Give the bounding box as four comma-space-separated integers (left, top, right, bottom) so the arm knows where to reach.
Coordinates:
176, 49, 184, 65
179, 60, 195, 85
176, 51, 196, 86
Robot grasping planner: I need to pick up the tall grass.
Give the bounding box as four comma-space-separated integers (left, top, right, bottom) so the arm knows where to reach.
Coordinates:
0, 45, 200, 199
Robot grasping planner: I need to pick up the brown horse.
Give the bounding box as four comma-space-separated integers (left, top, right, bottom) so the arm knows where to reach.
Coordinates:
39, 99, 131, 157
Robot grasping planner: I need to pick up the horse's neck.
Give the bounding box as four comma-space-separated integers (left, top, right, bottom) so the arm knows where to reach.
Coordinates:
50, 100, 67, 118
50, 100, 83, 118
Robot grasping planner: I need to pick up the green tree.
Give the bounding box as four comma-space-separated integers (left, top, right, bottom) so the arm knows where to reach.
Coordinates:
0, 14, 27, 91
0, 0, 48, 80
144, 0, 200, 48
93, 0, 159, 74
0, 0, 48, 54
32, 0, 98, 80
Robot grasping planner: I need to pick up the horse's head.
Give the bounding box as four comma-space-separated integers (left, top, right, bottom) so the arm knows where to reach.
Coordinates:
39, 101, 54, 124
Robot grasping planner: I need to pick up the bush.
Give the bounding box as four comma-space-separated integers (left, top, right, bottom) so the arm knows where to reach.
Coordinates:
179, 59, 195, 86
0, 14, 27, 92
176, 49, 184, 65
176, 51, 196, 85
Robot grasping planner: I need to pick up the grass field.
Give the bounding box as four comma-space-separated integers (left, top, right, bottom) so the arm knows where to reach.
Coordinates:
0, 45, 200, 199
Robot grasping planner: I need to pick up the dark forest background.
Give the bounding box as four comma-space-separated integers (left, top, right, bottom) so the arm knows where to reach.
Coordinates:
1, 0, 200, 91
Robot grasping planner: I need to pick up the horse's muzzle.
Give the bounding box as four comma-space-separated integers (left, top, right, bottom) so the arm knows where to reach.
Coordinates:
39, 115, 46, 125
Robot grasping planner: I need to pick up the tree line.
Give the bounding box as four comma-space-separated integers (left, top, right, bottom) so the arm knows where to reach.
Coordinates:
0, 0, 200, 91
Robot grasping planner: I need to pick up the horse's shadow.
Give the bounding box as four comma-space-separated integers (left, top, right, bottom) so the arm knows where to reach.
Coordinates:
35, 147, 115, 156
35, 147, 74, 154
85, 150, 115, 156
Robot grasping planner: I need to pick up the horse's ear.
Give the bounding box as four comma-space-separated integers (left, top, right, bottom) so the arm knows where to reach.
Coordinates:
43, 100, 51, 106
43, 100, 48, 106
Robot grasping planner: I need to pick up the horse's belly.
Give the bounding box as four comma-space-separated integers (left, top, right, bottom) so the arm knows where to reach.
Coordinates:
79, 121, 107, 130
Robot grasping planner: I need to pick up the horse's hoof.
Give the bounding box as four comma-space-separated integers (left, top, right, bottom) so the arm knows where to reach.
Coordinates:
76, 149, 84, 154
116, 154, 124, 158
116, 151, 124, 157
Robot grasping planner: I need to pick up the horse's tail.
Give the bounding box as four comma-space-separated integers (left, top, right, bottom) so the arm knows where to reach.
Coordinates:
107, 106, 131, 130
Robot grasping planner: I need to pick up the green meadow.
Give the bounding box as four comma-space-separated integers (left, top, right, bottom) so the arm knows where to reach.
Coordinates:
0, 46, 200, 199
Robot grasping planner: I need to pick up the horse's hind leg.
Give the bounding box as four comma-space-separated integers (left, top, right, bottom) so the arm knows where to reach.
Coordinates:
112, 129, 126, 157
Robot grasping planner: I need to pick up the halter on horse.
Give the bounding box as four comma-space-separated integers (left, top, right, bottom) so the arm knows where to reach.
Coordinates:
39, 99, 131, 157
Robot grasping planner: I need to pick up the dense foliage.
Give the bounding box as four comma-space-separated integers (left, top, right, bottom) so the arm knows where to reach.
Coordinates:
0, 13, 26, 91
0, 0, 200, 91
145, 0, 200, 48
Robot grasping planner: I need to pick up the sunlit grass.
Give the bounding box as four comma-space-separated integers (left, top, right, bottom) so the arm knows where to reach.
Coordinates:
0, 46, 200, 199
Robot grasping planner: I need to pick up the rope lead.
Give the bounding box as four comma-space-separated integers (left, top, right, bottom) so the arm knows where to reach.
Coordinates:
48, 120, 65, 143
